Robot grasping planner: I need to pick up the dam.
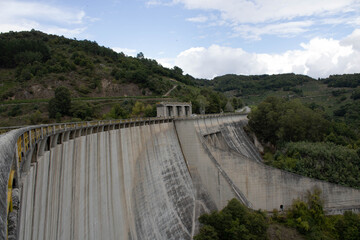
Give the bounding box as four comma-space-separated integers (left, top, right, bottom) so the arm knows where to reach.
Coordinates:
1, 114, 360, 239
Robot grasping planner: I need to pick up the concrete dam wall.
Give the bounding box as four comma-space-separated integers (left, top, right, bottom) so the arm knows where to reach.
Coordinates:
176, 115, 360, 213
18, 122, 197, 240
1, 114, 360, 239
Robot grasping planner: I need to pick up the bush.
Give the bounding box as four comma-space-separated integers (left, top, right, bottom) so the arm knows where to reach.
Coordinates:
272, 142, 360, 188
105, 103, 129, 119
7, 105, 22, 117
48, 86, 71, 118
70, 102, 94, 120
194, 199, 268, 240
248, 97, 330, 145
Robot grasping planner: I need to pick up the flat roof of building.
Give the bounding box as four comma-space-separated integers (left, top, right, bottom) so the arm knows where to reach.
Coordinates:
156, 102, 192, 107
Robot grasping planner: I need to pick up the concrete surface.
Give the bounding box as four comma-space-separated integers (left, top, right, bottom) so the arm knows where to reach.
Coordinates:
18, 123, 198, 240
2, 114, 360, 239
175, 115, 360, 212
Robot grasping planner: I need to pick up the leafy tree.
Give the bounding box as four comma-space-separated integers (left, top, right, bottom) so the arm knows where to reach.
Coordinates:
351, 88, 360, 100
48, 86, 71, 118
105, 103, 129, 119
196, 95, 210, 114
273, 189, 360, 239
231, 97, 243, 110
195, 199, 268, 240
248, 97, 329, 145
274, 188, 325, 239
224, 101, 234, 112
335, 211, 360, 240
194, 226, 219, 240
144, 104, 156, 117
70, 102, 94, 120
29, 110, 43, 124
131, 101, 145, 116
136, 52, 144, 59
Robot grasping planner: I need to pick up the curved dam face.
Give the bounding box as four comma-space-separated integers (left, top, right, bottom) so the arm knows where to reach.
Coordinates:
18, 122, 196, 240
1, 114, 360, 239
175, 116, 360, 213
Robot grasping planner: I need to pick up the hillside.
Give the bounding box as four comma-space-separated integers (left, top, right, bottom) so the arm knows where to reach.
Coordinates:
1, 30, 359, 129
0, 30, 196, 100
204, 73, 360, 126
0, 30, 230, 126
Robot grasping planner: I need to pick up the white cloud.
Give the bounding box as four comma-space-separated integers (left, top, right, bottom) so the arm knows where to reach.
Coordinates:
146, 0, 163, 6
173, 29, 360, 79
186, 15, 208, 23
233, 21, 314, 40
0, 0, 88, 37
341, 29, 360, 50
157, 58, 175, 68
174, 0, 359, 23
171, 0, 360, 39
112, 47, 137, 56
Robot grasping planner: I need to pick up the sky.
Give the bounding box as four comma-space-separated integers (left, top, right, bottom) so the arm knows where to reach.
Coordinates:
1, 0, 360, 79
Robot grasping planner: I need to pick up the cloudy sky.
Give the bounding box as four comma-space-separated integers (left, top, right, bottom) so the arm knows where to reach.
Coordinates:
1, 0, 360, 79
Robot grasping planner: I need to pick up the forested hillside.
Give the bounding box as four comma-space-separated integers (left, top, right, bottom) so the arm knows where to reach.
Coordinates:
248, 96, 360, 188
0, 30, 234, 126
0, 29, 195, 100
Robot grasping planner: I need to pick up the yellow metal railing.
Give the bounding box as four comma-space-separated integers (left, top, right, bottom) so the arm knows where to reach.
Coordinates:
24, 132, 29, 152
6, 116, 178, 165
17, 137, 22, 162
7, 170, 15, 215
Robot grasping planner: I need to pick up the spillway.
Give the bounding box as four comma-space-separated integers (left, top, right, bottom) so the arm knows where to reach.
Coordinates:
1, 114, 360, 239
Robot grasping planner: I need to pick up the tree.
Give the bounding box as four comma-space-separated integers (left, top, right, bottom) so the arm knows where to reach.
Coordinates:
197, 95, 209, 114
48, 86, 71, 118
144, 104, 156, 117
194, 226, 219, 240
248, 97, 330, 145
224, 101, 234, 112
70, 102, 94, 120
285, 189, 325, 236
136, 52, 144, 59
131, 101, 145, 116
195, 199, 268, 240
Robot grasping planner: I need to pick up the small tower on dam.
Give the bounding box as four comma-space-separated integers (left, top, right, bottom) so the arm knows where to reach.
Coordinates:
156, 102, 192, 117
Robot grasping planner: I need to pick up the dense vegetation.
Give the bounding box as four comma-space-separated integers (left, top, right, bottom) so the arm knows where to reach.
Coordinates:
0, 30, 239, 126
267, 142, 360, 187
321, 74, 360, 88
195, 191, 360, 240
0, 29, 194, 99
248, 97, 329, 145
273, 189, 360, 240
248, 96, 360, 188
194, 199, 268, 240
196, 73, 311, 96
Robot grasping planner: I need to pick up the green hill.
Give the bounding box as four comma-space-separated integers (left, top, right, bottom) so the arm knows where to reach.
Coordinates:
1, 30, 359, 129
0, 29, 197, 101
0, 30, 231, 126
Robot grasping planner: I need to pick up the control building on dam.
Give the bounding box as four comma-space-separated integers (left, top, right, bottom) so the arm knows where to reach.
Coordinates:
1, 113, 360, 239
